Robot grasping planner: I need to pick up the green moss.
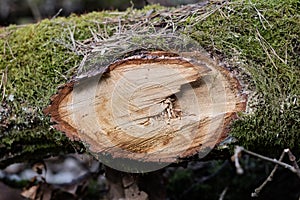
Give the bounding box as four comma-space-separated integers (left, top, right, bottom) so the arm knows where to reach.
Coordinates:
0, 12, 115, 123
0, 12, 114, 166
189, 0, 299, 154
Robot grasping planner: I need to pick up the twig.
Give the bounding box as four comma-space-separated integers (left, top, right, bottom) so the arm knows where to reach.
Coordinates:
251, 150, 285, 197
0, 66, 8, 100
242, 148, 298, 173
234, 146, 300, 197
5, 41, 16, 59
256, 29, 286, 67
255, 29, 277, 70
234, 146, 244, 174
51, 8, 63, 20
249, 0, 271, 30
54, 69, 68, 80
219, 187, 228, 200
285, 149, 300, 178
197, 4, 224, 22
67, 25, 77, 54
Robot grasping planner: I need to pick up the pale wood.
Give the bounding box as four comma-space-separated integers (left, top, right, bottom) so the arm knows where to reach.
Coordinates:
45, 51, 246, 163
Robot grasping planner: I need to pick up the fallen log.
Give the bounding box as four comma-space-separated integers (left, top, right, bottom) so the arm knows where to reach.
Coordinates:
0, 1, 299, 170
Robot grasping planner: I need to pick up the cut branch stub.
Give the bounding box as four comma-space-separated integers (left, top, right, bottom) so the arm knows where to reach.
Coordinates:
44, 51, 246, 172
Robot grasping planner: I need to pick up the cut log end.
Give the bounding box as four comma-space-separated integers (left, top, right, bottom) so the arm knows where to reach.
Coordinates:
44, 51, 247, 164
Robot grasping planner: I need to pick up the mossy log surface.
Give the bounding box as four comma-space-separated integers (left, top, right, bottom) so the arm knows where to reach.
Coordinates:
0, 0, 299, 168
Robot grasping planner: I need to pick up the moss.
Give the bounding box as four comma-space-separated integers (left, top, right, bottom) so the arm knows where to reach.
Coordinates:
189, 0, 299, 155
0, 0, 299, 164
0, 11, 115, 166
0, 12, 115, 123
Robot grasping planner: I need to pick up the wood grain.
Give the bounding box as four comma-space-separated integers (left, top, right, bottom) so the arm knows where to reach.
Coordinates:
45, 51, 247, 163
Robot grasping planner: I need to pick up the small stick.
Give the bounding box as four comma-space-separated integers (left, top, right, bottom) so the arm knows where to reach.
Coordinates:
251, 150, 285, 197
51, 8, 63, 20
285, 149, 300, 178
0, 66, 8, 100
67, 26, 77, 54
234, 146, 300, 197
234, 146, 244, 174
242, 147, 297, 174
219, 187, 228, 200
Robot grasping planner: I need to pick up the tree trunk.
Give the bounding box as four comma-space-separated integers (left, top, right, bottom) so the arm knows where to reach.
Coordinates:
1, 0, 299, 171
